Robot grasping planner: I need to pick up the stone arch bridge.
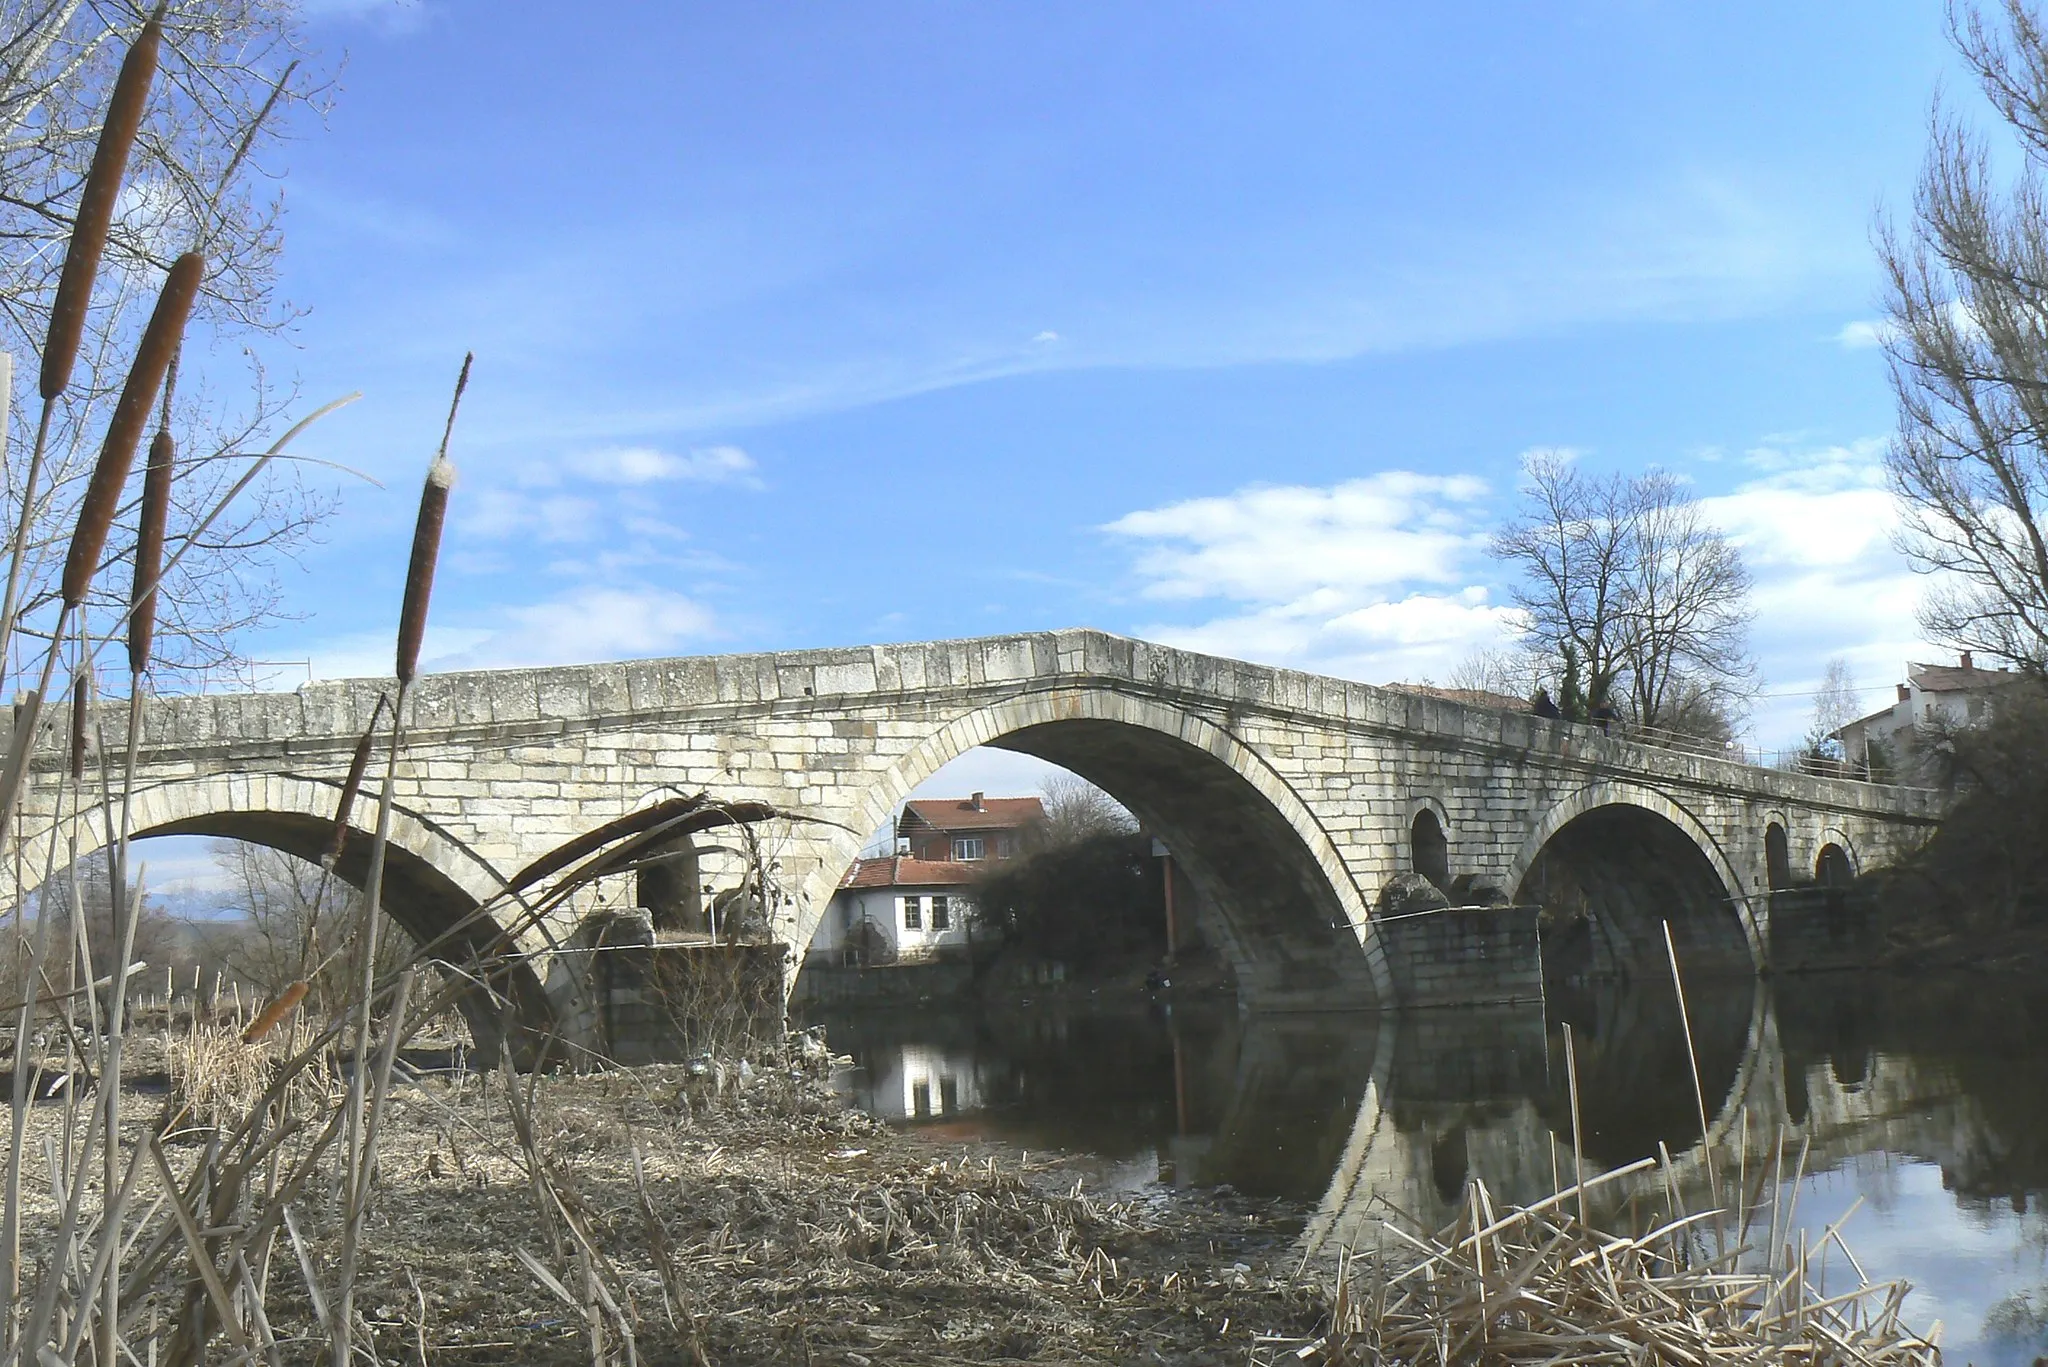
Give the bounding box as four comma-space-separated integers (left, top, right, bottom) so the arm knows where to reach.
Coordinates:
4, 629, 1941, 1044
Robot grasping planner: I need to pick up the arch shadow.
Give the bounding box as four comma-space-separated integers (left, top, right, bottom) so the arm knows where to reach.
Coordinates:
18, 774, 555, 1056
800, 689, 1388, 1009
1507, 782, 1758, 983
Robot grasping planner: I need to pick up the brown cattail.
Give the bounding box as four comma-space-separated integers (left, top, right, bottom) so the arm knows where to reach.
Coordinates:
128, 426, 174, 675
241, 980, 308, 1044
68, 674, 88, 780
396, 355, 471, 685
61, 251, 203, 611
40, 14, 165, 401
323, 695, 387, 868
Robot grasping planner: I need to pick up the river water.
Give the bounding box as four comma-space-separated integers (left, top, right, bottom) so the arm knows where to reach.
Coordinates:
800, 973, 2048, 1367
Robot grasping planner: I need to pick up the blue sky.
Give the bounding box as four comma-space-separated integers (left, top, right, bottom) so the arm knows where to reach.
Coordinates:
212, 2, 1967, 773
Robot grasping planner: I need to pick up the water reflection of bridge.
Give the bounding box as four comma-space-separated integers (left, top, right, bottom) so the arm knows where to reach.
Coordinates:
813, 976, 2048, 1251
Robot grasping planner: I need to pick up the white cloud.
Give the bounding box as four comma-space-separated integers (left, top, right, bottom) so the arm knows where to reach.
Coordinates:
1702, 438, 1935, 743
1032, 330, 1061, 344
437, 587, 717, 670
1105, 472, 1518, 684
1835, 319, 1892, 350
1104, 473, 1490, 603
459, 487, 600, 543
568, 444, 762, 488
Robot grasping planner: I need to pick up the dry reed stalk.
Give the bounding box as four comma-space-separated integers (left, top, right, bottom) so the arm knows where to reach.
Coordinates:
335, 356, 469, 1366
60, 251, 204, 612
1663, 919, 1720, 1222
1309, 1169, 1938, 1367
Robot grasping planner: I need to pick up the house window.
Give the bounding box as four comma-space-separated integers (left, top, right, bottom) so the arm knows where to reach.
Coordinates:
902, 895, 922, 930
952, 836, 985, 861
931, 895, 950, 930
994, 834, 1013, 858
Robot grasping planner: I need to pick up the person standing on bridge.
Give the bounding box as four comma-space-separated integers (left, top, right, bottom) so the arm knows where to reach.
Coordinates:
1531, 687, 1561, 720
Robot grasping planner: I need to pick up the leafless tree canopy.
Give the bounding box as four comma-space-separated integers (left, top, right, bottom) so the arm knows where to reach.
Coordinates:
1446, 647, 1541, 702
212, 840, 410, 1011
0, 1, 332, 689
1809, 657, 1863, 745
1491, 451, 1755, 735
1033, 773, 1136, 850
1877, 3, 2048, 673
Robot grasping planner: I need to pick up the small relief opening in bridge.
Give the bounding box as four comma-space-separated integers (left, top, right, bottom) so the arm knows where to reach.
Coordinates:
1765, 822, 1791, 891
1410, 809, 1450, 893
1816, 843, 1854, 888
1516, 802, 1751, 990
795, 745, 1225, 1009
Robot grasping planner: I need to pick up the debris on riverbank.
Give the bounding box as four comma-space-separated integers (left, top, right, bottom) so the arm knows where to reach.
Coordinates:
1261, 1164, 1939, 1367
240, 1041, 1329, 1365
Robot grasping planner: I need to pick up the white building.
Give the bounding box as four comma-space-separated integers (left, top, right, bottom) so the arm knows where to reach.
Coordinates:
1833, 653, 2019, 775
808, 856, 979, 967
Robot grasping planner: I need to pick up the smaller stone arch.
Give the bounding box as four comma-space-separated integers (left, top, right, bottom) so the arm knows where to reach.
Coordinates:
1409, 806, 1450, 892
1508, 780, 1760, 976
1815, 838, 1856, 888
1813, 826, 1859, 878
1764, 821, 1791, 891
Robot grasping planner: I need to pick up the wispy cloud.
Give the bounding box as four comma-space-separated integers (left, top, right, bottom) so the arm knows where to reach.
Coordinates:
435, 587, 718, 669
306, 586, 718, 678
568, 444, 762, 488
1104, 472, 1518, 684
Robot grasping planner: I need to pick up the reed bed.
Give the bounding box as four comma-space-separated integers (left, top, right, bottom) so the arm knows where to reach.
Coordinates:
1259, 1160, 1939, 1367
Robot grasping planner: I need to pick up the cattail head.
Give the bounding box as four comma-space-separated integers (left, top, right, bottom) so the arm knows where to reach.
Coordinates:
396, 354, 471, 685
323, 695, 387, 869
128, 425, 174, 675
62, 251, 202, 610
40, 15, 164, 402
241, 980, 308, 1044
68, 673, 88, 781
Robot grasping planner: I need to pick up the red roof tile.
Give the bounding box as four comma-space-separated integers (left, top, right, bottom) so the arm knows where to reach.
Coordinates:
899, 796, 1045, 833
1907, 662, 2021, 693
838, 856, 981, 890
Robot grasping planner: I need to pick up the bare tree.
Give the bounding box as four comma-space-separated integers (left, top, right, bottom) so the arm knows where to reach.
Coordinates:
1618, 470, 1755, 729
0, 2, 333, 689
1491, 452, 1755, 735
1491, 451, 1635, 712
1875, 3, 2048, 673
1446, 646, 1541, 701
213, 841, 409, 1013
1034, 773, 1136, 850
1811, 658, 1863, 742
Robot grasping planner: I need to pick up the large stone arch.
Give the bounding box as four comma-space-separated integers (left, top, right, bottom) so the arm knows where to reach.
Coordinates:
1507, 781, 1760, 980
15, 773, 557, 1049
796, 686, 1391, 1009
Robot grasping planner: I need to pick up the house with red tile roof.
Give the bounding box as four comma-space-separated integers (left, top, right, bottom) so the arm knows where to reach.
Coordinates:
896, 791, 1045, 863
1832, 652, 2023, 776
806, 792, 1046, 967
810, 855, 981, 966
